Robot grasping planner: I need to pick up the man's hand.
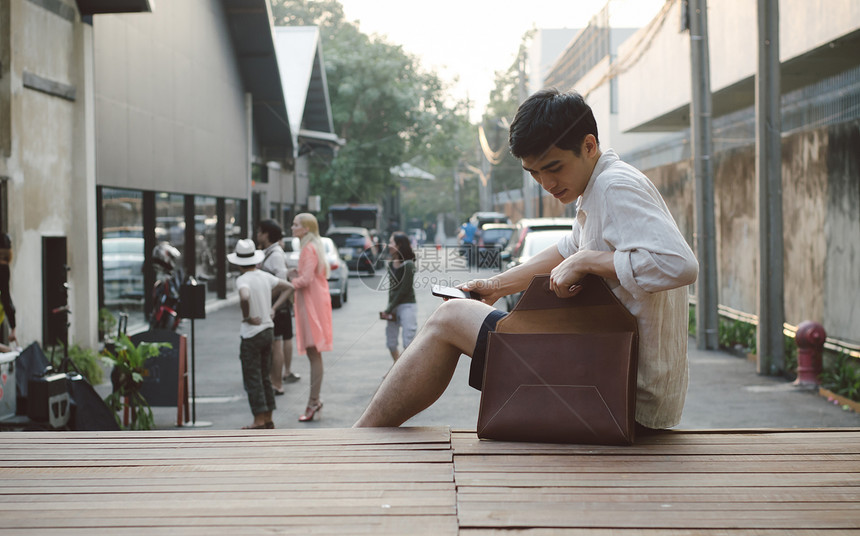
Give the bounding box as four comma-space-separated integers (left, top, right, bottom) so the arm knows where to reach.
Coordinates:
243, 316, 262, 326
459, 278, 503, 305
549, 250, 616, 298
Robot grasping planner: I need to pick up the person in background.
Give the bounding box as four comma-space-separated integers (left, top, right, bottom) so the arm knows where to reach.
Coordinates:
0, 233, 17, 349
228, 239, 293, 430
256, 219, 300, 396
380, 231, 417, 361
458, 219, 477, 266
287, 213, 333, 422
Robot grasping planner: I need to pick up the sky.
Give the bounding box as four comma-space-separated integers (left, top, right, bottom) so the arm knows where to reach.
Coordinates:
336, 0, 667, 120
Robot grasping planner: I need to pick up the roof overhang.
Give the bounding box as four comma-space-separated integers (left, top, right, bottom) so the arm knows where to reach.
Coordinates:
75, 0, 153, 14
297, 129, 344, 157
628, 27, 860, 132
391, 163, 435, 180
274, 26, 337, 154
222, 0, 293, 159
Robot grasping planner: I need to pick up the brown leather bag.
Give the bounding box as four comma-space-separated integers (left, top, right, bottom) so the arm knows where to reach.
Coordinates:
477, 274, 639, 445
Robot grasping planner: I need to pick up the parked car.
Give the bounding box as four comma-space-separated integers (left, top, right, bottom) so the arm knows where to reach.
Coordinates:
502, 217, 576, 263
476, 223, 515, 269
285, 236, 349, 308
327, 226, 379, 274
503, 228, 572, 311
470, 211, 511, 229
102, 237, 145, 303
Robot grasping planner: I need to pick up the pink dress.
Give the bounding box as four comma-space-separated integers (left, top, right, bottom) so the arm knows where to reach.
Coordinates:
292, 243, 333, 354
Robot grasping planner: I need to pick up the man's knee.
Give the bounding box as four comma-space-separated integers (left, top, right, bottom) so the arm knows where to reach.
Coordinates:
423, 298, 488, 354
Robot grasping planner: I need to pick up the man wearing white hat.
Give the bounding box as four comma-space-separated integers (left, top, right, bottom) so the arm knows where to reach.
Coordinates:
228, 238, 294, 429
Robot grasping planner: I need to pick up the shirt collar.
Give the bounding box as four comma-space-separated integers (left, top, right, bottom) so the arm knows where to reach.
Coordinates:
577, 148, 618, 212
263, 242, 282, 254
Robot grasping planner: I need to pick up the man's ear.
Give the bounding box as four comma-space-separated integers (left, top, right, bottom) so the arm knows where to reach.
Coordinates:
583, 134, 598, 157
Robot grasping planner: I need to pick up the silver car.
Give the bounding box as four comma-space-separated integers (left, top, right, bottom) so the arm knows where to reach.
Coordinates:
285, 236, 349, 308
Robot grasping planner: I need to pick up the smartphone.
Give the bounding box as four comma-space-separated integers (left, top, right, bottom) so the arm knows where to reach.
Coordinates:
431, 284, 479, 300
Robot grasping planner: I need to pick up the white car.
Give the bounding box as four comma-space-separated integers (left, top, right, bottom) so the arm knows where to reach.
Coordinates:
285, 236, 349, 308
503, 229, 571, 311
102, 237, 145, 303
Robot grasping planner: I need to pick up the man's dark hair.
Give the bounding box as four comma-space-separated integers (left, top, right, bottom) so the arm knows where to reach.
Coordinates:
509, 88, 599, 159
257, 219, 283, 243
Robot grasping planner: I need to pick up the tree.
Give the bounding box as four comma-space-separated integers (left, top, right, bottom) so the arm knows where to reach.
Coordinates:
481, 31, 535, 197
271, 0, 479, 222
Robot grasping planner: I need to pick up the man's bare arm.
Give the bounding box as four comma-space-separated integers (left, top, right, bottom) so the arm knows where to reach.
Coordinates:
462, 244, 565, 304
238, 287, 261, 325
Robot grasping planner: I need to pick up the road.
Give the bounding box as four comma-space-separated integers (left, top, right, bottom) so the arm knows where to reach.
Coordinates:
151, 246, 495, 430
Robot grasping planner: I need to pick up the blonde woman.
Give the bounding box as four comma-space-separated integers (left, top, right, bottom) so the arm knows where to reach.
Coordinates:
287, 213, 333, 422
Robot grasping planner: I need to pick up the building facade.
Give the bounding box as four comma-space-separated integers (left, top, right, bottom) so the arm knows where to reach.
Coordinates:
0, 0, 336, 348
540, 0, 860, 347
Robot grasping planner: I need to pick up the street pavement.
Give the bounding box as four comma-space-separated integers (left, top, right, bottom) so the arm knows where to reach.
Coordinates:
136, 246, 859, 431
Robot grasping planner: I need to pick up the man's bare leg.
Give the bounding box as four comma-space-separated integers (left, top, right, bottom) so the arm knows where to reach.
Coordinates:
270, 339, 285, 391
354, 299, 493, 427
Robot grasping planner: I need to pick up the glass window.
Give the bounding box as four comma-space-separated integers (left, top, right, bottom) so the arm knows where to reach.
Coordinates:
101, 188, 144, 325
195, 196, 218, 294
155, 193, 185, 258
225, 199, 242, 293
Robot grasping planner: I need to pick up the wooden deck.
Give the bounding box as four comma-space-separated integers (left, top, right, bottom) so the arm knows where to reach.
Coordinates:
0, 427, 859, 534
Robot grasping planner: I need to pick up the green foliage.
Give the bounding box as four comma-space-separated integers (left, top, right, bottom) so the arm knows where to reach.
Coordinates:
688, 307, 808, 378
59, 344, 104, 386
688, 305, 696, 336
99, 308, 117, 337
101, 334, 171, 430
271, 0, 480, 223
819, 352, 860, 402
717, 317, 757, 353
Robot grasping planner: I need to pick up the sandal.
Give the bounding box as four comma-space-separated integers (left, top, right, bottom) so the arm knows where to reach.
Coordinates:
241, 423, 268, 430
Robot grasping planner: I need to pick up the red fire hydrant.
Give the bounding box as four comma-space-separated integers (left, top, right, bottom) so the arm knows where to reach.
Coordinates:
793, 320, 826, 387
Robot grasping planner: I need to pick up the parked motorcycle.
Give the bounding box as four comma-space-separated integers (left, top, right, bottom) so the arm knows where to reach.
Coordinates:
149, 242, 183, 331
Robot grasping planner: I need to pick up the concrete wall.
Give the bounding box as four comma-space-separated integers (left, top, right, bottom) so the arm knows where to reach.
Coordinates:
617, 0, 860, 132
1, 0, 98, 347
646, 122, 860, 345
94, 0, 248, 198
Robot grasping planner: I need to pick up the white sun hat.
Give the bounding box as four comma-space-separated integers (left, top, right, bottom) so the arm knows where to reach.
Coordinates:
227, 238, 264, 266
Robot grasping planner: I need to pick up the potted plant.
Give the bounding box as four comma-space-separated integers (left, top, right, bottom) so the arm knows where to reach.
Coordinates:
102, 334, 171, 430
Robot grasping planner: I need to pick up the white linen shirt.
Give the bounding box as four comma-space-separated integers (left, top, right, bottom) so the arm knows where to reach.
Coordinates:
556, 149, 699, 428
236, 269, 281, 339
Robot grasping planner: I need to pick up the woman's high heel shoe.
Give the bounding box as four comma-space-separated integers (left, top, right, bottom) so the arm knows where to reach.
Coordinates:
298, 401, 323, 422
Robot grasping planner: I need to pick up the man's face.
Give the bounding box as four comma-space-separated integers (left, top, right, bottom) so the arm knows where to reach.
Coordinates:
255, 228, 270, 248
520, 139, 598, 205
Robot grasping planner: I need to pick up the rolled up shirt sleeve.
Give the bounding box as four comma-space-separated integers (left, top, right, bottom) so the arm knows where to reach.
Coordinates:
603, 182, 698, 299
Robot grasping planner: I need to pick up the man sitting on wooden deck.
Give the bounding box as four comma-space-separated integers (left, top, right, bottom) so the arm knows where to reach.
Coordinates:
355, 89, 699, 434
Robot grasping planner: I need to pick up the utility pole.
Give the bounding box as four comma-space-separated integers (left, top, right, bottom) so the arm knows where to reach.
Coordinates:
756, 0, 785, 374
688, 0, 719, 350
518, 50, 534, 218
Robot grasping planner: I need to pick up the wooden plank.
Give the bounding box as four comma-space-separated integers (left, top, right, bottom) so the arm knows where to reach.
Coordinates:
0, 450, 453, 465
2, 488, 455, 503
455, 486, 860, 502
0, 426, 451, 443
451, 432, 860, 456
0, 481, 453, 495
0, 515, 459, 534
454, 472, 860, 487
456, 507, 860, 529
461, 530, 860, 536
454, 455, 860, 474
